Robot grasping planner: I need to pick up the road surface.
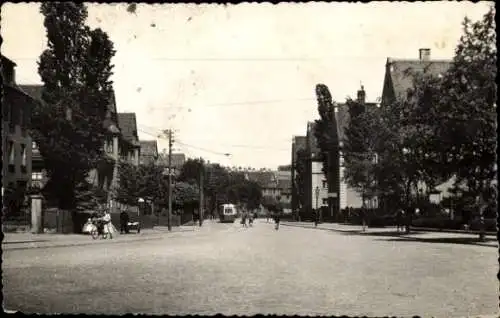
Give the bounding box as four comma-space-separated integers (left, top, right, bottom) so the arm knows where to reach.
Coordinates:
3, 219, 498, 316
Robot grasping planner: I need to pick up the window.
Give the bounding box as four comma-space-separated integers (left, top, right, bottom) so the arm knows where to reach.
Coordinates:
8, 141, 15, 165
21, 144, 27, 166
32, 141, 38, 150
32, 172, 43, 181
322, 180, 327, 189
322, 198, 328, 205
65, 108, 72, 121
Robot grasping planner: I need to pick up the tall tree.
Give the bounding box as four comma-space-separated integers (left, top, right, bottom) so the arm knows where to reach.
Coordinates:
342, 99, 380, 203
34, 3, 92, 211
313, 84, 338, 183
435, 8, 496, 211
33, 3, 115, 219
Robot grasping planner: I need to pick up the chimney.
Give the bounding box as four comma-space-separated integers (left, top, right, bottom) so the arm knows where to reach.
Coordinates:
357, 85, 366, 104
419, 48, 431, 61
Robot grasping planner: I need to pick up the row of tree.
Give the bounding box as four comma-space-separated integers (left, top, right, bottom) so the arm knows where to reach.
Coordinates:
115, 158, 268, 216
32, 3, 117, 214
312, 9, 496, 226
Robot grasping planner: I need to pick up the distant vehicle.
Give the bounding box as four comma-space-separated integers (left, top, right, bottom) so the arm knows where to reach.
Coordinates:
219, 203, 238, 223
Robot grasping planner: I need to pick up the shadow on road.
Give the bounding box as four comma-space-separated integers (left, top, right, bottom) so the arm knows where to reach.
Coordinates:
373, 236, 498, 247
282, 223, 497, 248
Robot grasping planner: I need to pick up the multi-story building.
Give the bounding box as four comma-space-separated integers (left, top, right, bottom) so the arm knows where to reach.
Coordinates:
139, 140, 159, 165
335, 86, 378, 210
304, 122, 331, 220
2, 55, 36, 219
117, 113, 141, 166
19, 84, 141, 212
380, 48, 453, 204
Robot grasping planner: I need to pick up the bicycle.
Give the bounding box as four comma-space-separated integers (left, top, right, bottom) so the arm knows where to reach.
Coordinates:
90, 221, 112, 240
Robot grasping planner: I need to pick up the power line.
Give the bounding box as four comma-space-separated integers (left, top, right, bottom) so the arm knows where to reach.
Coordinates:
138, 128, 291, 153
145, 97, 315, 110
147, 57, 323, 62
175, 141, 231, 157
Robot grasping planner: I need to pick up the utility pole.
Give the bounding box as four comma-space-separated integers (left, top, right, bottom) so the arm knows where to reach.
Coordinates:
199, 159, 204, 227
167, 129, 173, 232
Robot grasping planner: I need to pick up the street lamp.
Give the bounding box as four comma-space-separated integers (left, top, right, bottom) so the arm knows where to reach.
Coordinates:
315, 186, 320, 210
137, 197, 144, 218
315, 186, 320, 223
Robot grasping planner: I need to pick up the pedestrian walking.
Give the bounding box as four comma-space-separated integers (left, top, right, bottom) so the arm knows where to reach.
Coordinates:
241, 210, 247, 228
120, 208, 130, 234
360, 205, 367, 232
274, 211, 281, 230
396, 209, 404, 233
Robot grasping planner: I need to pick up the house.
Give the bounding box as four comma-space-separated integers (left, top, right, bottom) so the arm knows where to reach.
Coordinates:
16, 84, 46, 190
291, 135, 307, 217
380, 48, 454, 202
157, 152, 186, 176
139, 140, 159, 165
2, 55, 36, 219
304, 122, 330, 220
277, 178, 292, 213
335, 86, 378, 210
245, 170, 280, 198
19, 83, 143, 220
381, 48, 451, 106
117, 113, 141, 166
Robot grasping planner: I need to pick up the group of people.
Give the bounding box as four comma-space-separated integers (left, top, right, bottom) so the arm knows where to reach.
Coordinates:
242, 210, 282, 230
83, 205, 114, 237
83, 205, 133, 237
240, 210, 255, 227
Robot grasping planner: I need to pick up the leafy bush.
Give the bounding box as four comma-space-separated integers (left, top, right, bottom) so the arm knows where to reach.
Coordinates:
469, 218, 497, 232
412, 217, 464, 230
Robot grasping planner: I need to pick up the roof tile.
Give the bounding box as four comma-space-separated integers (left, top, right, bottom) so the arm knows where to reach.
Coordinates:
117, 113, 139, 145
139, 140, 158, 158
388, 58, 451, 100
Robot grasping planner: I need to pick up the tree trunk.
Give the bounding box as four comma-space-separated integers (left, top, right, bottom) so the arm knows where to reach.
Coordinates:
405, 179, 412, 234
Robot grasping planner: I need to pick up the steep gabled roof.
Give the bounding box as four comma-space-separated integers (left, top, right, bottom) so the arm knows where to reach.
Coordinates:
139, 140, 158, 158
117, 113, 139, 145
18, 84, 44, 102
383, 58, 451, 103
1, 55, 16, 67
336, 102, 377, 145
157, 153, 186, 168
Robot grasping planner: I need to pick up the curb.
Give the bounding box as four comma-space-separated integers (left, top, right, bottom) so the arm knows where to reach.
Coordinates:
281, 222, 497, 237
2, 235, 164, 251
409, 227, 496, 236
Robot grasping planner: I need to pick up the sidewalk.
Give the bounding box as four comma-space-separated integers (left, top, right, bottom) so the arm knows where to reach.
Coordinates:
281, 221, 498, 247
2, 225, 202, 251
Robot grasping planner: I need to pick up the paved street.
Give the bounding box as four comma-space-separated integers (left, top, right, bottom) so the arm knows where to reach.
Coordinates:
3, 219, 498, 317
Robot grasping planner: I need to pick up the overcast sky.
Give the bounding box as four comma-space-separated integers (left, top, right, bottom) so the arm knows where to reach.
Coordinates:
1, 2, 492, 169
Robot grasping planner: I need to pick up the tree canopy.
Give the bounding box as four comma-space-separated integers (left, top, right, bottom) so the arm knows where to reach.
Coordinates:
33, 3, 116, 210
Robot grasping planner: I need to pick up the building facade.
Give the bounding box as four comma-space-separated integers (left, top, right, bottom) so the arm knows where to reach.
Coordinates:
380, 48, 453, 204
2, 56, 36, 219
139, 140, 159, 165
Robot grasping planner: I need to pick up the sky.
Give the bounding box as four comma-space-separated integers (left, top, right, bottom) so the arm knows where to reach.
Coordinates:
1, 2, 492, 169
